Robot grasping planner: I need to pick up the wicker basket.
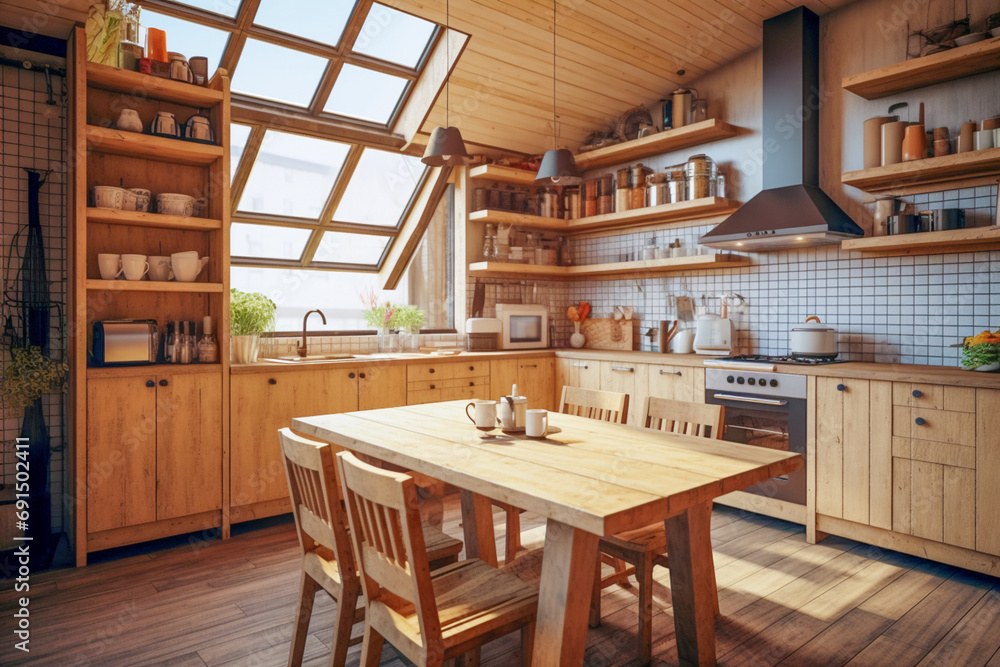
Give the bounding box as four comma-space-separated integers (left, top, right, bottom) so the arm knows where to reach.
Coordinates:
467, 332, 499, 352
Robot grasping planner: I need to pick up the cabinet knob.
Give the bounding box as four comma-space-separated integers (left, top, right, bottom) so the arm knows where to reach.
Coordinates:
159, 379, 168, 387
429, 368, 435, 374
359, 372, 366, 379
912, 390, 923, 398
469, 381, 474, 387
469, 365, 475, 371
146, 380, 155, 388
915, 417, 926, 426
837, 384, 846, 392
268, 378, 277, 385
349, 372, 356, 379
430, 384, 435, 390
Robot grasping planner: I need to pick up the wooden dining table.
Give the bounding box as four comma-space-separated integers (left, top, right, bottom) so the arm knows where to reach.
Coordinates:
293, 400, 801, 666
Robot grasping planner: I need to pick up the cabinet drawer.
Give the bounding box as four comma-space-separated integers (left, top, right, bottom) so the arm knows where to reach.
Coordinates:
892, 406, 975, 447
408, 362, 487, 382
892, 383, 975, 412
408, 376, 489, 393
646, 364, 699, 403
407, 385, 484, 405
892, 436, 976, 469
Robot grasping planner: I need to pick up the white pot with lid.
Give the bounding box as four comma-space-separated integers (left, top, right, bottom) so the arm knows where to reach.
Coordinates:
790, 316, 837, 357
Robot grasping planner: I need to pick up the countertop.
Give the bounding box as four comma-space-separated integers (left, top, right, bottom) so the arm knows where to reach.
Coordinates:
230, 349, 552, 375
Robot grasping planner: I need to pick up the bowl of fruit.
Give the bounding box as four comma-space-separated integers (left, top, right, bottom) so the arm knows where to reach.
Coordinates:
960, 330, 1000, 371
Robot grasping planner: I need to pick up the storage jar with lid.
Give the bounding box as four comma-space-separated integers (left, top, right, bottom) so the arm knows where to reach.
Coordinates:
685, 154, 718, 199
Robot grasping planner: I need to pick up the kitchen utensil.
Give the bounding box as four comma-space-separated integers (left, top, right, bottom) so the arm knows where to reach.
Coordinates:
465, 317, 500, 351
93, 185, 125, 209
673, 329, 695, 354
886, 214, 923, 235
927, 208, 966, 231
933, 126, 949, 141
881, 121, 908, 165
465, 399, 498, 431
902, 125, 927, 161
184, 115, 214, 142
955, 32, 987, 45
693, 314, 735, 355
189, 56, 208, 85
114, 108, 143, 133
91, 320, 159, 366
121, 254, 149, 281
155, 193, 203, 216
790, 316, 836, 357
874, 196, 902, 236
169, 255, 209, 282
671, 88, 693, 128
685, 154, 717, 199
97, 253, 122, 280
525, 409, 549, 438
863, 116, 896, 168
147, 256, 171, 281
168, 52, 193, 82
959, 121, 977, 152
150, 111, 179, 137
129, 188, 150, 212
676, 295, 695, 322
975, 129, 995, 150
933, 139, 951, 156
499, 386, 527, 432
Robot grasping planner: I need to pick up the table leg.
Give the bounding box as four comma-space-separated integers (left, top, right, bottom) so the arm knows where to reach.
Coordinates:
664, 501, 717, 667
534, 519, 599, 666
459, 489, 498, 567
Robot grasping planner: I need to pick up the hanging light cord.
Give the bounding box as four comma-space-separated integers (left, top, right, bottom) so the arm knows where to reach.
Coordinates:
552, 0, 557, 152
445, 0, 450, 128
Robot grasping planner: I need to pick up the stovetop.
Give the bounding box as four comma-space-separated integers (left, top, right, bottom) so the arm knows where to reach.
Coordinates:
713, 354, 847, 366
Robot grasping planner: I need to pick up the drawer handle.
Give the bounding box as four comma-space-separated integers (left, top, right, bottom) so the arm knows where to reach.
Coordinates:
469, 365, 475, 371
268, 378, 277, 385
915, 417, 926, 426
912, 390, 923, 398
146, 380, 155, 388
429, 368, 435, 374
430, 384, 435, 389
521, 364, 537, 368
349, 372, 356, 379
159, 379, 168, 387
359, 372, 366, 379
469, 381, 474, 387
572, 362, 588, 369
837, 384, 846, 392
659, 370, 682, 376
612, 366, 634, 373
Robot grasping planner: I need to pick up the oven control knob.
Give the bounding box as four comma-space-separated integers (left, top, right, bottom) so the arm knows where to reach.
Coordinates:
758, 378, 767, 386
747, 378, 756, 386
770, 379, 778, 387
736, 376, 745, 385
727, 375, 735, 383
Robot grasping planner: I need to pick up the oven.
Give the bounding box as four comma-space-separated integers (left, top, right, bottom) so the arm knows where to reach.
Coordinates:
705, 369, 807, 505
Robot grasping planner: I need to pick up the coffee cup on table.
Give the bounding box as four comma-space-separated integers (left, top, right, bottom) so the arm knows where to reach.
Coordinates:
97, 253, 122, 280
466, 399, 498, 432
526, 409, 549, 438
121, 253, 149, 281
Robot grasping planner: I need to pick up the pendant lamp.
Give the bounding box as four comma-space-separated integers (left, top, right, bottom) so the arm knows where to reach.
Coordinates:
535, 0, 581, 185
421, 0, 470, 166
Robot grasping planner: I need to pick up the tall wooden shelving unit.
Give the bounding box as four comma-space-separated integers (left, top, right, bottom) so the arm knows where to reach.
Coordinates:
69, 27, 231, 565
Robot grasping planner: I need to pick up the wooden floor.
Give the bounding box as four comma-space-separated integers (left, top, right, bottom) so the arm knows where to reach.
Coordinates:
3, 499, 1000, 666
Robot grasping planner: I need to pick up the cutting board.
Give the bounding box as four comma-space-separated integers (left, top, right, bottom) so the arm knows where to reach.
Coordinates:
581, 318, 635, 351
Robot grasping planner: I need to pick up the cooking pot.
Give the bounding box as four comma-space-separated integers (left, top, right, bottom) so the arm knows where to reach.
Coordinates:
790, 316, 836, 357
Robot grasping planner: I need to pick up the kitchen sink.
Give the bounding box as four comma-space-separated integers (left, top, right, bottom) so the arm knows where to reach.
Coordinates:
262, 354, 357, 363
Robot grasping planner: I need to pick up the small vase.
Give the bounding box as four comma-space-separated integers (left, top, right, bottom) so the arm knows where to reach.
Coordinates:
377, 328, 399, 354
231, 334, 260, 363
570, 321, 586, 348
402, 329, 421, 352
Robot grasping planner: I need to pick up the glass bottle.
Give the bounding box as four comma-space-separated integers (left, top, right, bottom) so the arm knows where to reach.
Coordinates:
559, 236, 573, 266
169, 320, 182, 363
198, 315, 219, 363
164, 321, 174, 363
482, 223, 495, 261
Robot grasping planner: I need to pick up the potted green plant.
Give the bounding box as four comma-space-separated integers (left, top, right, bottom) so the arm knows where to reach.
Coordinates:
360, 288, 399, 353
395, 304, 425, 352
230, 289, 277, 363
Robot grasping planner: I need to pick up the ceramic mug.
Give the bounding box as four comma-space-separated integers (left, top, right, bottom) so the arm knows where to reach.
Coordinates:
147, 256, 171, 281
121, 254, 149, 281
933, 139, 951, 157
525, 409, 549, 438
97, 253, 122, 280
881, 121, 908, 165
151, 111, 178, 136
184, 116, 214, 142
114, 108, 143, 133
169, 255, 209, 282
974, 129, 995, 151
465, 399, 498, 431
189, 56, 208, 85
902, 125, 927, 161
93, 185, 125, 209
129, 188, 151, 212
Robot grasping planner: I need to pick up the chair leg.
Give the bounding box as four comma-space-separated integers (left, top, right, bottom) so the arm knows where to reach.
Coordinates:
589, 560, 602, 628
360, 624, 385, 667
636, 555, 654, 666
330, 580, 360, 667
521, 621, 535, 666
288, 572, 318, 667
505, 508, 521, 565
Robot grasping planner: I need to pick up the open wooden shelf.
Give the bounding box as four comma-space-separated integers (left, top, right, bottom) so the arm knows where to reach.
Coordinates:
573, 119, 740, 170
841, 225, 1000, 255
468, 253, 750, 280
469, 196, 741, 234
86, 279, 224, 293
86, 62, 224, 106
841, 147, 1000, 192
842, 36, 1000, 100
86, 125, 222, 165
469, 164, 539, 186
87, 207, 222, 230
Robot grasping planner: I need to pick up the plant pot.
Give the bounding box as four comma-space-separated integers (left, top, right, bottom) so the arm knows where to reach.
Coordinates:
231, 334, 260, 364
401, 330, 421, 352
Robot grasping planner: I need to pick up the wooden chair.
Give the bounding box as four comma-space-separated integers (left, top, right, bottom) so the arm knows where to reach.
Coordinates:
589, 397, 725, 666
336, 451, 538, 667
279, 429, 463, 667
496, 386, 630, 565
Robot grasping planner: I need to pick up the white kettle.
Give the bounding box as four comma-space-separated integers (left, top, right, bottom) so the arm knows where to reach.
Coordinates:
693, 314, 735, 355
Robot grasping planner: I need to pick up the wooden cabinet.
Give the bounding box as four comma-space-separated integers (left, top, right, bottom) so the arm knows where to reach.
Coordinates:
599, 361, 645, 425
489, 358, 555, 411
977, 390, 1000, 556
408, 361, 490, 405
360, 364, 406, 410
87, 371, 221, 533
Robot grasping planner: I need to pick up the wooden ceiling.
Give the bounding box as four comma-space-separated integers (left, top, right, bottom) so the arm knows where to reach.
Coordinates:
385, 0, 857, 155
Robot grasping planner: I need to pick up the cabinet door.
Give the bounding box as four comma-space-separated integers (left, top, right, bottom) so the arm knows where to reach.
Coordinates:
518, 358, 555, 411
646, 364, 700, 403
600, 361, 646, 425
230, 370, 359, 507
87, 376, 157, 532
555, 358, 600, 407
892, 454, 975, 549
489, 359, 518, 402
156, 372, 223, 520
977, 389, 1000, 556
360, 365, 406, 410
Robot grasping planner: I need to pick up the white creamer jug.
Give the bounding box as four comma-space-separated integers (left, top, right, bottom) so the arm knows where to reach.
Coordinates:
500, 384, 528, 431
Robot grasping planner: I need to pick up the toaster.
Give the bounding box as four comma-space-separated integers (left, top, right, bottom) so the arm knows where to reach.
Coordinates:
693, 315, 736, 355
91, 320, 159, 366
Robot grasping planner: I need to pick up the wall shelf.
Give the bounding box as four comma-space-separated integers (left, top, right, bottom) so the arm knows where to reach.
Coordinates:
468, 164, 539, 185
841, 226, 1000, 255
86, 207, 222, 230
573, 119, 740, 170
468, 254, 750, 280
841, 147, 1000, 192
86, 62, 224, 106
86, 125, 223, 165
469, 196, 741, 234
842, 36, 1000, 100
85, 279, 224, 293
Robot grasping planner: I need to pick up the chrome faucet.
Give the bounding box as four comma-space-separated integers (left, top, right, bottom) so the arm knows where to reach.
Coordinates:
298, 309, 326, 357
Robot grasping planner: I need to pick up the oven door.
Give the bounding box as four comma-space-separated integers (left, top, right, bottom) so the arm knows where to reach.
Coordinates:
705, 391, 807, 505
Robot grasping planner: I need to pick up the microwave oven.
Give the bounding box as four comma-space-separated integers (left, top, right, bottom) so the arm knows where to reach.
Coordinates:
495, 304, 549, 350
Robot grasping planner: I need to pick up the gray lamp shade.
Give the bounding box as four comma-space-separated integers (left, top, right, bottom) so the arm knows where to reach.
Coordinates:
421, 126, 471, 166
535, 148, 582, 185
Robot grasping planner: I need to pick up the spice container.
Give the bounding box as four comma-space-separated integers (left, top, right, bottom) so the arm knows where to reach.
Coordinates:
647, 172, 669, 207
597, 174, 614, 215
472, 187, 487, 211
630, 164, 651, 210
685, 154, 717, 200
198, 316, 219, 363
614, 167, 632, 212
564, 186, 581, 220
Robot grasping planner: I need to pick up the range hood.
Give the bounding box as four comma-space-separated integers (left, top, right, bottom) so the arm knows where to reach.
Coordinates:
699, 7, 863, 251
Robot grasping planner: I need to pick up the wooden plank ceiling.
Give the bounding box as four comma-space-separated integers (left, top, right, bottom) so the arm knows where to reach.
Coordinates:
383, 0, 856, 155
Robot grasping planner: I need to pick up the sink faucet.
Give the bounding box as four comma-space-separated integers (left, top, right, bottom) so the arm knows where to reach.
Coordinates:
298, 309, 327, 357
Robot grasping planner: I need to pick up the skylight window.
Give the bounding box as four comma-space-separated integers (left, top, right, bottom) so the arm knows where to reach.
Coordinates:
313, 232, 390, 265
324, 64, 408, 124
230, 124, 252, 182
237, 131, 350, 219
231, 39, 327, 107
230, 223, 313, 260
353, 3, 436, 68
140, 10, 230, 76
334, 149, 425, 226
165, 0, 240, 18
252, 0, 357, 47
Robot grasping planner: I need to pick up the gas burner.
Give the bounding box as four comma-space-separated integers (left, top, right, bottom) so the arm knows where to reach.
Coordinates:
714, 354, 846, 366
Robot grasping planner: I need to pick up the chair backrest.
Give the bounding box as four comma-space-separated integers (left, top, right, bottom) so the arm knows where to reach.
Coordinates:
279, 428, 356, 579
641, 397, 724, 439
560, 386, 629, 424
336, 451, 442, 659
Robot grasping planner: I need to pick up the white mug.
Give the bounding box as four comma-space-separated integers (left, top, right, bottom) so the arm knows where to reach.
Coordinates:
526, 409, 548, 438
121, 253, 149, 281
974, 129, 995, 151
169, 255, 209, 282
97, 253, 122, 280
465, 400, 497, 431
148, 256, 171, 281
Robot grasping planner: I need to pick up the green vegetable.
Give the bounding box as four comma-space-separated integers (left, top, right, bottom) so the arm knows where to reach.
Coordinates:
230, 289, 277, 336
961, 342, 1000, 369
1, 347, 68, 413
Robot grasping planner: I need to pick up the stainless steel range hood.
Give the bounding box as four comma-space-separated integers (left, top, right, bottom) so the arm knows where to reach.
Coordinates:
699, 7, 863, 251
